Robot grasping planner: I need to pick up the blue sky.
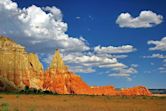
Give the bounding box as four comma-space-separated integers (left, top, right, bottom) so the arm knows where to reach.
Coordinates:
1, 0, 166, 88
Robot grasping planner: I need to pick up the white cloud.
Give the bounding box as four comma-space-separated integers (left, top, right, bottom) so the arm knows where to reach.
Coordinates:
150, 62, 154, 65
143, 54, 166, 59
158, 67, 165, 70
93, 52, 128, 60
131, 64, 138, 68
69, 66, 95, 73
147, 37, 166, 74
40, 53, 53, 65
76, 16, 81, 19
109, 73, 129, 77
0, 0, 137, 79
116, 10, 163, 28
62, 51, 137, 77
112, 55, 128, 59
0, 0, 89, 53
148, 37, 166, 51
43, 6, 62, 21
158, 66, 166, 73
109, 67, 137, 77
41, 50, 136, 77
63, 54, 126, 68
108, 66, 137, 81
0, 0, 17, 10
94, 45, 136, 54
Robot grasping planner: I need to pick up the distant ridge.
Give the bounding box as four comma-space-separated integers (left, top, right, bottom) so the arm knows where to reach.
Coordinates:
149, 89, 166, 94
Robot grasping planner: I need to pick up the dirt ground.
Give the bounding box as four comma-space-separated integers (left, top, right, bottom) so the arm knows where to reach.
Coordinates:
0, 94, 166, 111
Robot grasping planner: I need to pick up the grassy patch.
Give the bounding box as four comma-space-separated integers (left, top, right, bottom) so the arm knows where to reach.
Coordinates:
1, 103, 9, 111
16, 94, 20, 98
28, 106, 36, 111
0, 94, 165, 111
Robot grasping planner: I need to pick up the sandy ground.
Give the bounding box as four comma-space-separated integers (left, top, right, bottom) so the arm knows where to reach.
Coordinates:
153, 94, 166, 97
0, 94, 166, 111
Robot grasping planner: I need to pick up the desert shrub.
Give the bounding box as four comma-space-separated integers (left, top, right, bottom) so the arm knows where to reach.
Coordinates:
16, 94, 20, 98
142, 96, 147, 99
43, 90, 54, 94
13, 108, 19, 111
1, 103, 9, 111
21, 86, 39, 94
24, 86, 30, 93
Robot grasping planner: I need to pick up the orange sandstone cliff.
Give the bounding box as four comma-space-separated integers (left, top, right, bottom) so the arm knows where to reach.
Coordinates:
0, 36, 43, 91
0, 36, 152, 96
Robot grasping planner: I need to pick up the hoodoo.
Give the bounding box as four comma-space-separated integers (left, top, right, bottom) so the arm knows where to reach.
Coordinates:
0, 35, 152, 96
43, 49, 91, 94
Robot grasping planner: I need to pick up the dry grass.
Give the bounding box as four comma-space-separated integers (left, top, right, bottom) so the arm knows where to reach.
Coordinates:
153, 94, 166, 97
0, 94, 166, 111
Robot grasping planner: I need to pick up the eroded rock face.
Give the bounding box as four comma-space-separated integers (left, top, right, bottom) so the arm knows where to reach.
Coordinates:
43, 49, 152, 96
49, 49, 68, 71
0, 35, 152, 96
91, 86, 117, 96
119, 86, 152, 96
0, 77, 18, 91
0, 36, 43, 90
28, 53, 44, 90
43, 71, 91, 94
43, 49, 91, 94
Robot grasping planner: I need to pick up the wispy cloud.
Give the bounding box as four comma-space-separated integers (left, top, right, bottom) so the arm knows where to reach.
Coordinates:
146, 37, 166, 74
158, 67, 166, 73
94, 45, 136, 54
143, 53, 166, 59
148, 37, 166, 51
76, 16, 81, 19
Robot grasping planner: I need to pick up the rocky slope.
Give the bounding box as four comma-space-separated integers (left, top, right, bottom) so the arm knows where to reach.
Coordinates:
0, 35, 152, 96
0, 35, 43, 91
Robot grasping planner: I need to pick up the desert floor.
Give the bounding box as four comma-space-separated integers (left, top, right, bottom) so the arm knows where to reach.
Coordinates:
0, 94, 166, 111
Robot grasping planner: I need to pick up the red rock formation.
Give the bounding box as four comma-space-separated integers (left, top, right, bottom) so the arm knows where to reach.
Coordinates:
90, 86, 117, 96
43, 71, 91, 94
119, 86, 152, 96
43, 49, 91, 94
43, 49, 152, 96
0, 36, 152, 96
